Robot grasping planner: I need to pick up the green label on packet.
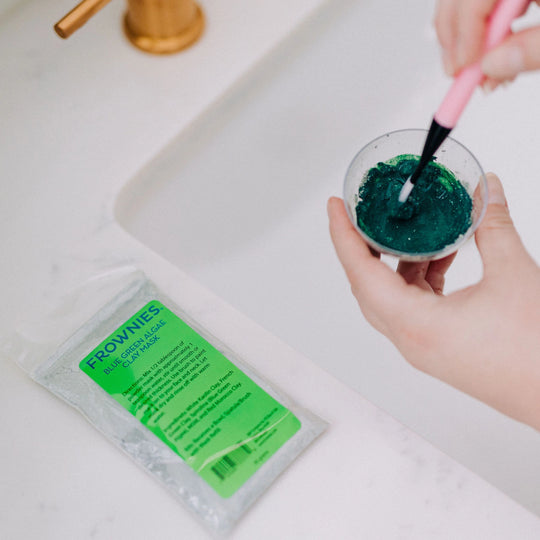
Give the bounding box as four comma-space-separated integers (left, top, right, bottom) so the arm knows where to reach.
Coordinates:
80, 300, 301, 498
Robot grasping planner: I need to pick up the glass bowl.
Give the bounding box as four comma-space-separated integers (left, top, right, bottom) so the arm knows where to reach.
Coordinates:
343, 129, 488, 261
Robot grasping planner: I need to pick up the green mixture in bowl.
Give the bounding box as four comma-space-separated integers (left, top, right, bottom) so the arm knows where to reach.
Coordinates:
355, 154, 472, 254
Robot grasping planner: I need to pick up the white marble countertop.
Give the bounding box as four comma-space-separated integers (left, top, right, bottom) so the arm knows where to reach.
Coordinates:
1, 0, 540, 538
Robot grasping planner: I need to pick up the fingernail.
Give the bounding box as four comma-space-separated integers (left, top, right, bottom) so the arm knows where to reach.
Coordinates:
441, 50, 453, 76
455, 44, 470, 74
481, 79, 498, 94
488, 190, 507, 206
486, 173, 507, 206
482, 45, 524, 79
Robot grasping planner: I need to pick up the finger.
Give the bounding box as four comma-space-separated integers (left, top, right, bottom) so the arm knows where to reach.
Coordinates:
396, 261, 433, 292
481, 73, 516, 93
328, 196, 375, 275
481, 26, 540, 80
474, 173, 526, 277
425, 252, 458, 295
481, 77, 501, 93
434, 0, 459, 75
328, 197, 400, 294
455, 0, 499, 71
327, 197, 423, 332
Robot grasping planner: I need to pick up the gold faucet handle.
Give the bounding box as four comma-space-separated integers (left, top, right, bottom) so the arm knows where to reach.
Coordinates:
54, 0, 113, 39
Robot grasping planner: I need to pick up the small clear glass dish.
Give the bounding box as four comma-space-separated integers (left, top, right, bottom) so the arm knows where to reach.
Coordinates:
343, 129, 488, 261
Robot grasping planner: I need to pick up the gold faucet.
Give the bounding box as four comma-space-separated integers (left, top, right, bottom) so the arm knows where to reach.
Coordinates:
54, 0, 204, 55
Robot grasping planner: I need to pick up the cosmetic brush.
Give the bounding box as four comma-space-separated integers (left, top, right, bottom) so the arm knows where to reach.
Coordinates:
398, 0, 529, 204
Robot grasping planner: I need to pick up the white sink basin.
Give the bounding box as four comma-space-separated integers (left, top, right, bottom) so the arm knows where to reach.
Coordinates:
117, 0, 540, 516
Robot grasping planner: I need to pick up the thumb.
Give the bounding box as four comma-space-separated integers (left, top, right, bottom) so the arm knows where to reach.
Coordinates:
475, 173, 525, 276
481, 26, 540, 81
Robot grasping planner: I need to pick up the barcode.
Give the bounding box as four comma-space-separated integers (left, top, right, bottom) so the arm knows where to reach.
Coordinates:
210, 443, 253, 480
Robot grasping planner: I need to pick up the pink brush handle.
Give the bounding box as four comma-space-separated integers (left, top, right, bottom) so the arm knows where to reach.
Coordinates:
435, 0, 529, 128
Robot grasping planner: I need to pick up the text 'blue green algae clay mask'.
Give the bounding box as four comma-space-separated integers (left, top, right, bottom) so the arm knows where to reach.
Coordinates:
343, 130, 488, 261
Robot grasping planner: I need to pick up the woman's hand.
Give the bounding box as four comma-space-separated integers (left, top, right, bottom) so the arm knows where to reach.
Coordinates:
435, 0, 540, 85
328, 173, 540, 430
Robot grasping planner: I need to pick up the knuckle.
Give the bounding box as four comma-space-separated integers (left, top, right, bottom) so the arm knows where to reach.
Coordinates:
482, 209, 514, 232
434, 17, 449, 44
350, 282, 362, 301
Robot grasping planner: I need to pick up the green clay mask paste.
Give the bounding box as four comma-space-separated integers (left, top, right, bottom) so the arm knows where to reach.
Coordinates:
355, 154, 472, 254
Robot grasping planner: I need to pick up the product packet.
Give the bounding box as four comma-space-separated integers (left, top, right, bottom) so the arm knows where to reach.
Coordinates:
6, 273, 326, 534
